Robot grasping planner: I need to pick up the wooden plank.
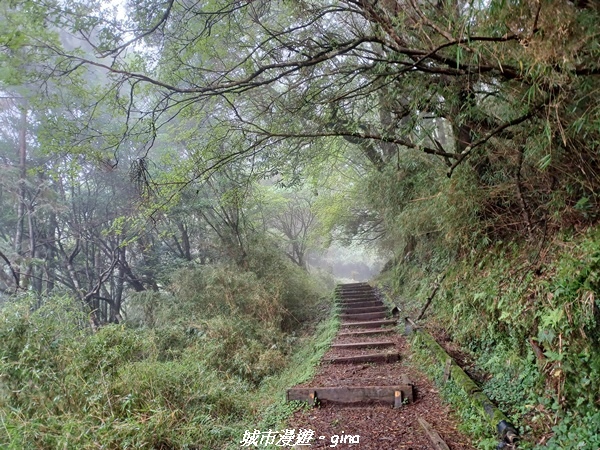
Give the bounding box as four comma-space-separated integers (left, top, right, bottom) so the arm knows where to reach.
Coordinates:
338, 298, 380, 304
337, 288, 375, 293
403, 317, 419, 335
325, 352, 400, 364
341, 319, 397, 328
339, 298, 376, 302
335, 289, 375, 297
341, 302, 379, 307
339, 303, 381, 309
338, 329, 395, 337
331, 341, 395, 349
338, 301, 383, 308
337, 293, 374, 298
338, 298, 378, 303
340, 311, 386, 321
336, 282, 370, 288
336, 284, 372, 290
398, 374, 415, 402
337, 286, 374, 291
417, 418, 450, 450
341, 305, 387, 313
287, 384, 413, 405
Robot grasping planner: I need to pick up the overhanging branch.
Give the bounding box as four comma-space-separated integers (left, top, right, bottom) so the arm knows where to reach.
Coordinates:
0, 250, 20, 292
447, 108, 540, 177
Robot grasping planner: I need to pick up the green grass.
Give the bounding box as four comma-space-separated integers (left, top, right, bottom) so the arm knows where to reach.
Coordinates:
249, 305, 340, 436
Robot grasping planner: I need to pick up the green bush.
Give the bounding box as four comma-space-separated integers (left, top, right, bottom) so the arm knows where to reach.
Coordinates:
199, 315, 289, 385
543, 408, 600, 450
380, 223, 600, 447
0, 295, 256, 449
0, 255, 333, 449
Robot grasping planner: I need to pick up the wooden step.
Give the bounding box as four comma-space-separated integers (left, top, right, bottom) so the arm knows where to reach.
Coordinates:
337, 292, 376, 298
340, 301, 383, 308
287, 379, 414, 406
336, 291, 373, 296
337, 285, 373, 289
336, 286, 374, 291
337, 290, 374, 296
338, 328, 395, 337
338, 298, 378, 303
338, 298, 378, 304
339, 306, 383, 312
336, 286, 371, 292
325, 352, 400, 364
341, 305, 387, 314
331, 341, 395, 350
341, 319, 397, 328
418, 418, 451, 450
336, 282, 370, 288
340, 311, 387, 321
338, 301, 382, 308
337, 297, 377, 302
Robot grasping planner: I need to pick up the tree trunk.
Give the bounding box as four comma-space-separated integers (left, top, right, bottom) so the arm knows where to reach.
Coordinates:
44, 212, 58, 293
26, 200, 40, 294
177, 222, 192, 260
14, 107, 27, 289
111, 247, 126, 323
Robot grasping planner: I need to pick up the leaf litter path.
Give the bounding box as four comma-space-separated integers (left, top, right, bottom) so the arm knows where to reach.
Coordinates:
287, 283, 476, 450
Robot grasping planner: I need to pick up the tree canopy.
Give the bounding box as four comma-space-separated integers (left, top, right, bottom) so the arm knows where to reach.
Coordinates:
2, 0, 596, 180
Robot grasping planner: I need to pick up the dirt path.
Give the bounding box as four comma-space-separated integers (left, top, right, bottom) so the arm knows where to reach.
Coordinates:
287, 283, 476, 450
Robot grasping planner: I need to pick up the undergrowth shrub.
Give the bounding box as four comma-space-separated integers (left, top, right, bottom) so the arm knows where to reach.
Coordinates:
544, 409, 600, 450
415, 229, 600, 448
0, 237, 333, 448
377, 206, 600, 448
199, 316, 289, 385
0, 295, 252, 449
129, 256, 326, 385
477, 344, 540, 429
160, 246, 325, 327
244, 237, 328, 326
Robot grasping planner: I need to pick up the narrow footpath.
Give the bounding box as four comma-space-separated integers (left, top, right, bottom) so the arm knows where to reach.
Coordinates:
287, 283, 476, 450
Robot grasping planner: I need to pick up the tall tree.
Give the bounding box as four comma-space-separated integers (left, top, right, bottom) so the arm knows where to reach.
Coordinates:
3, 0, 600, 253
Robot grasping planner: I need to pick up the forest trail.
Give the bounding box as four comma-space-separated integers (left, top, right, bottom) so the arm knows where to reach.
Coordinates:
286, 283, 476, 449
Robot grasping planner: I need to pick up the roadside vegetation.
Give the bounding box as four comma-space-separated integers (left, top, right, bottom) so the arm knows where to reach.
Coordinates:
375, 185, 600, 448
0, 251, 338, 449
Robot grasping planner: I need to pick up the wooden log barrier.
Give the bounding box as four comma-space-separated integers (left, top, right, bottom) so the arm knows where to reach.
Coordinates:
411, 329, 510, 431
